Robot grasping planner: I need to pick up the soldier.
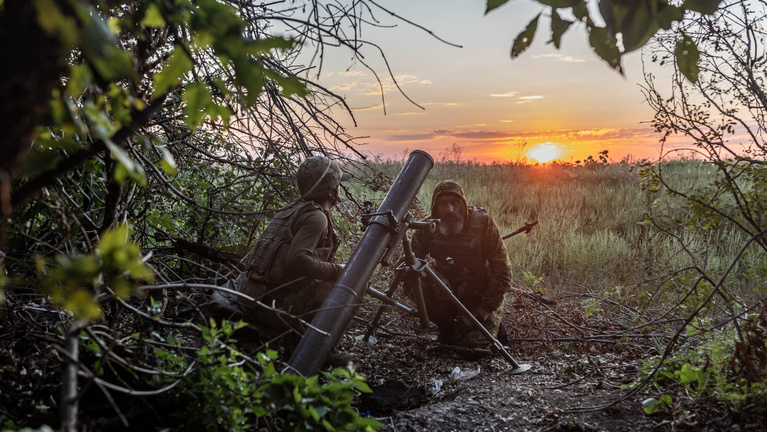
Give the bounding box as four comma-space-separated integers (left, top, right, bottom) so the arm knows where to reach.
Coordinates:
208, 155, 350, 362
410, 180, 513, 348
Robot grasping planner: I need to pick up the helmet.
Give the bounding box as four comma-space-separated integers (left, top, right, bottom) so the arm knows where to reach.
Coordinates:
296, 156, 350, 200
431, 179, 467, 216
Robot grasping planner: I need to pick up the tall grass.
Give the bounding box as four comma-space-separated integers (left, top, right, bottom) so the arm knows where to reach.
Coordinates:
359, 158, 765, 313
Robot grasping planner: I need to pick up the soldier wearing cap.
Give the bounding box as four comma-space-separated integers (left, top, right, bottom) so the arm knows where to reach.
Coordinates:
214, 156, 351, 355
410, 180, 513, 348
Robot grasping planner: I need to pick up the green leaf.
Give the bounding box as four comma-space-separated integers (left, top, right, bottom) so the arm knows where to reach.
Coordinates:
141, 4, 166, 27
182, 83, 212, 130
676, 363, 697, 384
684, 0, 724, 15
550, 10, 573, 49
104, 139, 146, 185
486, 0, 511, 13
159, 146, 178, 176
675, 32, 699, 83
512, 14, 540, 58
160, 214, 180, 230
642, 397, 661, 414
34, 0, 79, 48
619, 1, 659, 53
572, 2, 588, 19
656, 4, 685, 30
153, 49, 193, 97
64, 289, 102, 321
75, 2, 134, 81
65, 64, 92, 98
233, 59, 265, 105
246, 36, 296, 55
588, 24, 623, 72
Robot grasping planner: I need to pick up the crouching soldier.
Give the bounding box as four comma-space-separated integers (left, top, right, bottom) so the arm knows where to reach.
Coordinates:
208, 155, 351, 364
408, 180, 513, 348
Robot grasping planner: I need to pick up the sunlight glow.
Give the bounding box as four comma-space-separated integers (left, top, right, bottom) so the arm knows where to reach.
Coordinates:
527, 142, 562, 163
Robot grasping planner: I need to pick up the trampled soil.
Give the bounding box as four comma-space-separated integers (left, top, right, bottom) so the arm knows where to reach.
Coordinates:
332, 290, 761, 432
337, 304, 654, 431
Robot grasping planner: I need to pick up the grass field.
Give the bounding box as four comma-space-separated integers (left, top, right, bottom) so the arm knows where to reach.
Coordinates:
354, 157, 766, 319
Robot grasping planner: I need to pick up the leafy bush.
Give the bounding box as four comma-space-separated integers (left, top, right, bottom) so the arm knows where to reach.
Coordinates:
639, 307, 767, 417
155, 319, 381, 431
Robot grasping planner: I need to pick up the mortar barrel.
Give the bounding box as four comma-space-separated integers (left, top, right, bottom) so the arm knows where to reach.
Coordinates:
287, 150, 434, 376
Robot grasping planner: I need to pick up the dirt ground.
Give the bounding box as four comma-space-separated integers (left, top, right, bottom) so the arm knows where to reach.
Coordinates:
337, 306, 655, 432
332, 285, 767, 432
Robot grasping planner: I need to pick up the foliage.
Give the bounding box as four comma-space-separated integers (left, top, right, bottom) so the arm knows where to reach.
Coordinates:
487, 0, 724, 81
156, 319, 381, 431
638, 305, 767, 416
0, 0, 398, 429
36, 224, 153, 322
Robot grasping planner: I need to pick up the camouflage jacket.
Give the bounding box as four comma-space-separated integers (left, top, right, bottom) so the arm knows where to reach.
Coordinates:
411, 206, 512, 312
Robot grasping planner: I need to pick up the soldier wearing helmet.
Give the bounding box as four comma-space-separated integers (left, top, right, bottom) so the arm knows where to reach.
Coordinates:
211, 155, 351, 360
409, 179, 513, 348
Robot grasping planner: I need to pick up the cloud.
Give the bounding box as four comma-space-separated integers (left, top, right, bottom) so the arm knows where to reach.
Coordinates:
533, 53, 586, 63
421, 102, 461, 107
517, 95, 544, 104
386, 133, 439, 142
490, 91, 517, 98
351, 104, 385, 111
394, 112, 428, 116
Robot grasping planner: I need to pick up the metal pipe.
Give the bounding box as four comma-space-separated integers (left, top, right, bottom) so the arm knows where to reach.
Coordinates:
423, 265, 531, 374
287, 150, 434, 376
366, 286, 415, 316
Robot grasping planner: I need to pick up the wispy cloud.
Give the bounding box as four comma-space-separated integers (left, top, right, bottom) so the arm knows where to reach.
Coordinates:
533, 53, 586, 63
351, 104, 385, 111
422, 102, 461, 107
517, 95, 544, 104
490, 91, 517, 98
394, 112, 428, 116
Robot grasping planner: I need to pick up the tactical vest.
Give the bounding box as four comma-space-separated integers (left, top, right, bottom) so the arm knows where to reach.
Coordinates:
242, 200, 337, 288
428, 207, 490, 299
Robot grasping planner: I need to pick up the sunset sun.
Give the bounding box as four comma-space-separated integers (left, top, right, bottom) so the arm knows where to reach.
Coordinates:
527, 143, 562, 163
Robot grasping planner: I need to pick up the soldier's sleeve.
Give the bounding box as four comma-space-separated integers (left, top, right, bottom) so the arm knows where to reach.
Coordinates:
481, 214, 513, 311
285, 210, 343, 281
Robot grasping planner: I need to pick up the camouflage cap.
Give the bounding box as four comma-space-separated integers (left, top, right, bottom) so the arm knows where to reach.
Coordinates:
296, 156, 350, 200
431, 179, 467, 216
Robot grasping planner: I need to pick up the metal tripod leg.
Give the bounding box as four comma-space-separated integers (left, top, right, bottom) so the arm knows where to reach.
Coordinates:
363, 268, 430, 342
422, 266, 531, 374
363, 270, 404, 342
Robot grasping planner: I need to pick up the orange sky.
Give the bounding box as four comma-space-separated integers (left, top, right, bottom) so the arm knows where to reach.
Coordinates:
299, 0, 687, 164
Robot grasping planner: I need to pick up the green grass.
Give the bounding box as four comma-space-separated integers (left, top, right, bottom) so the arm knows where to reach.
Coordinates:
356, 158, 766, 316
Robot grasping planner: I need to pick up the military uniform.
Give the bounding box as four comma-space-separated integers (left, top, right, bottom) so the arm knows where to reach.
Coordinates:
411, 180, 512, 348
236, 199, 342, 340
207, 156, 349, 351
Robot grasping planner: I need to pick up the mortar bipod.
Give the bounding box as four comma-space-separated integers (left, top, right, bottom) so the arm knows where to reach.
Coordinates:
363, 214, 432, 342
362, 214, 531, 375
